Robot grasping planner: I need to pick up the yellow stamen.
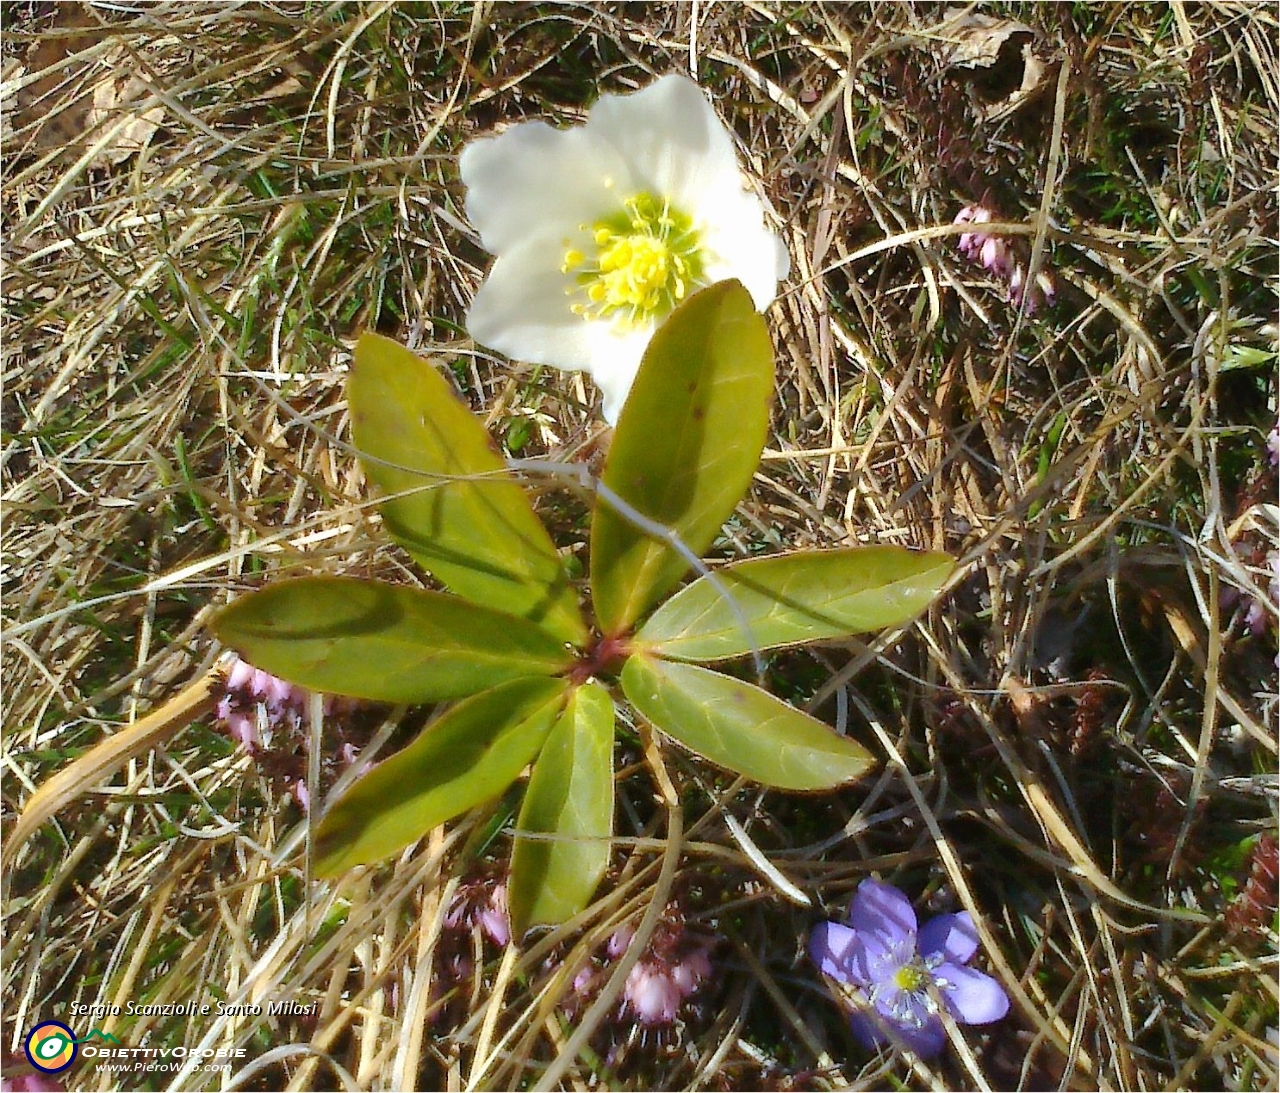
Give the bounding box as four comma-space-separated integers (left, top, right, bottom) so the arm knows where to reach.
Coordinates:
562, 192, 705, 331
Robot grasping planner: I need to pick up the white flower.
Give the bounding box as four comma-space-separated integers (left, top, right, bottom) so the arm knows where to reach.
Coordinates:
460, 74, 790, 423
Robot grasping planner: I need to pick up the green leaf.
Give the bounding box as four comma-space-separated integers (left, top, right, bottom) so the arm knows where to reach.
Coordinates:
314, 678, 569, 875
509, 682, 615, 934
211, 577, 573, 703
621, 656, 874, 791
350, 332, 587, 648
590, 281, 774, 635
1220, 343, 1276, 372
635, 547, 954, 662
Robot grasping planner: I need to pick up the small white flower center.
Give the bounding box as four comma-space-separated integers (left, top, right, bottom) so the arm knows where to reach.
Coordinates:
563, 192, 705, 330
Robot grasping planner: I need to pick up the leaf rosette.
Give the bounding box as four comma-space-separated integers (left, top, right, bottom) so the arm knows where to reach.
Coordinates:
212, 280, 954, 934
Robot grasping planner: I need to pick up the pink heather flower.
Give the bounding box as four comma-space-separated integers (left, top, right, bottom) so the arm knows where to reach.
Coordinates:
478, 884, 511, 947
2, 1078, 66, 1093
568, 914, 717, 1027
3, 1079, 66, 1093
810, 879, 1009, 1059
954, 202, 1054, 315
1268, 421, 1279, 467
616, 929, 714, 1027
444, 879, 510, 947
572, 964, 599, 995
979, 235, 1011, 276
1223, 546, 1279, 638
669, 946, 712, 993
1256, 549, 1280, 638
225, 657, 256, 691
623, 963, 684, 1025
606, 923, 635, 959
215, 654, 369, 806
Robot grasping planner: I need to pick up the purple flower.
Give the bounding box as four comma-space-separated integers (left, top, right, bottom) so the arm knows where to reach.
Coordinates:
809, 879, 1009, 1059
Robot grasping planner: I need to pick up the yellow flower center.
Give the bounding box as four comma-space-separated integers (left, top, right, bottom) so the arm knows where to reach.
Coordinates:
892, 964, 927, 992
563, 193, 704, 330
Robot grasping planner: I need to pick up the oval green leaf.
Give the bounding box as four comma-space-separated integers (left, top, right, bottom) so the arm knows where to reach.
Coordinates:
590, 281, 774, 635
314, 677, 569, 876
621, 656, 875, 791
211, 577, 573, 703
351, 333, 587, 648
635, 547, 955, 661
509, 681, 615, 935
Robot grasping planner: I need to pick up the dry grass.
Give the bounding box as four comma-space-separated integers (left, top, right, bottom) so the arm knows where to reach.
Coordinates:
3, 2, 1277, 1090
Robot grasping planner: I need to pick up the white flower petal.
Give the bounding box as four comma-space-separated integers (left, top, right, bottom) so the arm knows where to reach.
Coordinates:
586, 75, 743, 213
466, 237, 599, 373
702, 202, 790, 310
465, 237, 650, 423
590, 326, 651, 425
460, 121, 634, 254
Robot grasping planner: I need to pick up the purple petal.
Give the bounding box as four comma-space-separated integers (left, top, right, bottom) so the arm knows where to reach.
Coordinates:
852, 928, 904, 986
809, 921, 867, 985
874, 988, 930, 1030
939, 962, 1010, 1025
850, 1011, 947, 1059
479, 906, 509, 947
918, 911, 978, 965
848, 879, 917, 944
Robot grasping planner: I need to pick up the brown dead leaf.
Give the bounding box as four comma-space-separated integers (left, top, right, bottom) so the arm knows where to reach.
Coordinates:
87, 60, 165, 166
931, 7, 1049, 120
10, 2, 164, 166
942, 9, 1036, 70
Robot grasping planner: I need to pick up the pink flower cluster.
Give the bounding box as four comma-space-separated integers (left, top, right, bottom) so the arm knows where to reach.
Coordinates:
1220, 541, 1279, 641
428, 872, 512, 1019
216, 657, 310, 750
444, 878, 511, 948
214, 655, 366, 809
954, 204, 1055, 315
571, 917, 716, 1026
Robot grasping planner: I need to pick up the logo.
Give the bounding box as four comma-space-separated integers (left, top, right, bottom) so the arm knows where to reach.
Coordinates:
23, 1021, 78, 1073
22, 1025, 120, 1074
